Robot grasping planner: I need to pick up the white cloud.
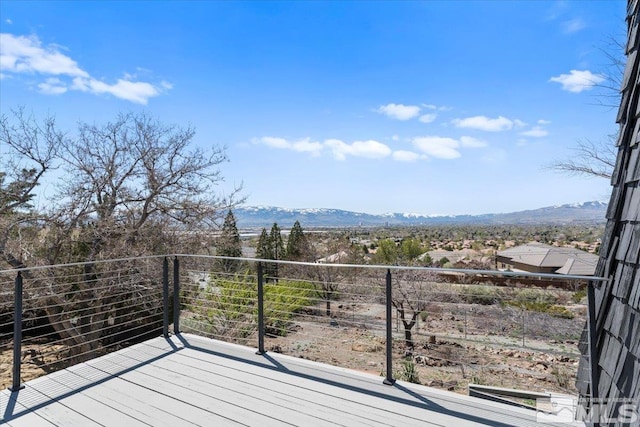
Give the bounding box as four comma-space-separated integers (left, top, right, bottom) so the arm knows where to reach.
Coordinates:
1, 33, 88, 77
256, 136, 390, 160
253, 136, 323, 156
513, 119, 527, 128
392, 150, 423, 162
419, 113, 437, 124
549, 69, 605, 93
0, 32, 170, 104
37, 77, 67, 95
537, 119, 551, 125
391, 135, 399, 141
5, 19, 13, 25
563, 18, 586, 34
255, 133, 486, 162
412, 136, 461, 159
519, 126, 549, 138
291, 138, 323, 155
376, 103, 421, 120
326, 139, 391, 160
71, 77, 162, 104
459, 136, 488, 148
452, 115, 514, 132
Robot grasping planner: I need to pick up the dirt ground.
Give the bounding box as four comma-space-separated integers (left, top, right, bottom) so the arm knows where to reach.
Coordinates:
262, 302, 581, 396
0, 339, 67, 390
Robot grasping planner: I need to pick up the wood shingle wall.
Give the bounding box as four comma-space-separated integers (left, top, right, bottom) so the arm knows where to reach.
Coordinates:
577, 1, 640, 425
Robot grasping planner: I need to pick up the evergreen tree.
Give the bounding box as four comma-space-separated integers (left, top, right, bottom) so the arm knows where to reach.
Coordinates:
217, 210, 242, 272
286, 220, 308, 261
269, 223, 285, 260
256, 228, 271, 260
268, 223, 284, 280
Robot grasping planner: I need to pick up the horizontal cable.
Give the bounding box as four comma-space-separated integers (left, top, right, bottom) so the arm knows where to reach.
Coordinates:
22, 313, 164, 357
22, 289, 163, 319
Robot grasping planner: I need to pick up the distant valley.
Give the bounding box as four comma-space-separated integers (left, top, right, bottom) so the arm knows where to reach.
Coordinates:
234, 201, 608, 228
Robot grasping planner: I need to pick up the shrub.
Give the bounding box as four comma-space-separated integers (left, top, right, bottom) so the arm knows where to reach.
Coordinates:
398, 360, 420, 384
571, 289, 587, 304
264, 280, 315, 336
513, 288, 557, 305
461, 285, 503, 305
186, 274, 314, 339
546, 305, 575, 319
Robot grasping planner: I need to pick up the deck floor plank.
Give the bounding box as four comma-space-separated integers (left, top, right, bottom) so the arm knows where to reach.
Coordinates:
1, 334, 569, 427
116, 346, 409, 427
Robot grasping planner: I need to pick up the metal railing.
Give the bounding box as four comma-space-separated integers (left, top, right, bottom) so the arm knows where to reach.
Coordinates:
0, 254, 606, 398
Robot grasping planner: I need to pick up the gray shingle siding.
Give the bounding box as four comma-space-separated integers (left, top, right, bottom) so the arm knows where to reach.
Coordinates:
576, 2, 640, 426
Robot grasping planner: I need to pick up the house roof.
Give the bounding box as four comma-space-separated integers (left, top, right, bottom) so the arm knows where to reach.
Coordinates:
316, 250, 349, 263
498, 242, 599, 275
555, 257, 599, 275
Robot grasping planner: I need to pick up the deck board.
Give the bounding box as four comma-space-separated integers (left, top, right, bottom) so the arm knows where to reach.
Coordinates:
1, 333, 569, 426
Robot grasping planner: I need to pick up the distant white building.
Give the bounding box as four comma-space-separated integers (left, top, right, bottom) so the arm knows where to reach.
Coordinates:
316, 251, 349, 264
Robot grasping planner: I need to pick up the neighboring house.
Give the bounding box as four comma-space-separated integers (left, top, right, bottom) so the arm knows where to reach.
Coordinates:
419, 249, 476, 265
316, 250, 349, 263
496, 242, 599, 276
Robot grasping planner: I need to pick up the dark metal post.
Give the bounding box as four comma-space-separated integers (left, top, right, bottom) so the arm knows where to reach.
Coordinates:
173, 257, 180, 334
12, 272, 24, 391
587, 281, 600, 404
383, 269, 395, 385
256, 262, 265, 355
163, 257, 169, 338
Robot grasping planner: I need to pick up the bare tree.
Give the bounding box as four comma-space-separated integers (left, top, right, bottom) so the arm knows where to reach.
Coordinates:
1, 110, 240, 362
548, 37, 623, 180
592, 36, 625, 109
547, 136, 617, 180
392, 271, 435, 350
0, 108, 61, 268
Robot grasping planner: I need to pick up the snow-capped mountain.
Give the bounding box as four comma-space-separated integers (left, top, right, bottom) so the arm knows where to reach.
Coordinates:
233, 201, 608, 228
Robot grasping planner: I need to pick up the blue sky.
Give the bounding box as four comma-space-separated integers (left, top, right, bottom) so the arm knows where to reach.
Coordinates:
0, 1, 625, 215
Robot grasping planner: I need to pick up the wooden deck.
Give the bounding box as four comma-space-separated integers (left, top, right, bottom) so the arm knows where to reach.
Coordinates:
1, 334, 564, 426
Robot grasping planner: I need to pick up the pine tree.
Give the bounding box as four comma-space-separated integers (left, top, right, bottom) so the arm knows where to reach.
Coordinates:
256, 228, 271, 260
268, 223, 284, 280
217, 210, 242, 272
286, 220, 308, 261
255, 223, 284, 280
269, 223, 284, 259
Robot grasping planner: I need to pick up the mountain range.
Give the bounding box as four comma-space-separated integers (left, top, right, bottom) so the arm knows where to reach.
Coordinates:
234, 201, 608, 228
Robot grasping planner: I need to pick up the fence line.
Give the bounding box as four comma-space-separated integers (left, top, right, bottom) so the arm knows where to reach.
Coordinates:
1, 254, 599, 397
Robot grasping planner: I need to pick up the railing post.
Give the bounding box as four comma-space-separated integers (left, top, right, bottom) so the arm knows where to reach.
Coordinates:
383, 268, 395, 385
173, 256, 180, 334
163, 257, 169, 338
12, 272, 24, 391
256, 262, 265, 355
587, 281, 600, 406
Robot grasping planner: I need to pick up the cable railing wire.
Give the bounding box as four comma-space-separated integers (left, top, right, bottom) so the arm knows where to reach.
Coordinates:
3, 253, 598, 397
